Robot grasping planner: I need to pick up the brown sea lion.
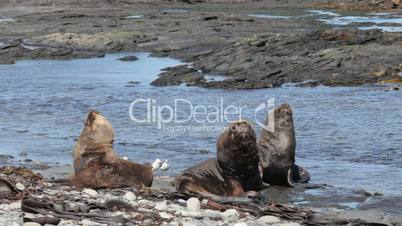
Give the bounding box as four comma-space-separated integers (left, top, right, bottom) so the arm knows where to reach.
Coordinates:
70, 111, 153, 188
175, 121, 266, 198
258, 104, 310, 186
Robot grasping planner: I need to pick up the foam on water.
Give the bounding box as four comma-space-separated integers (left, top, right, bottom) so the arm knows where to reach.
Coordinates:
319, 16, 402, 26
308, 10, 340, 17
126, 15, 144, 19
247, 14, 291, 19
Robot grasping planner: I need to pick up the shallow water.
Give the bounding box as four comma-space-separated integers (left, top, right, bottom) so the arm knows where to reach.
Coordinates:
0, 53, 401, 198
248, 8, 402, 32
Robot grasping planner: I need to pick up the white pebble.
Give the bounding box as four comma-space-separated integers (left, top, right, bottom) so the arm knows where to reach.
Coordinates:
278, 223, 301, 226
257, 215, 281, 224
81, 219, 104, 226
82, 188, 97, 198
186, 197, 200, 212
6, 202, 21, 210
204, 209, 221, 218
183, 222, 197, 226
23, 223, 41, 226
123, 156, 128, 160
175, 210, 201, 217
23, 222, 40, 226
155, 200, 168, 211
234, 223, 248, 226
167, 222, 180, 226
16, 183, 25, 190
124, 191, 136, 201
221, 209, 239, 221
159, 211, 174, 219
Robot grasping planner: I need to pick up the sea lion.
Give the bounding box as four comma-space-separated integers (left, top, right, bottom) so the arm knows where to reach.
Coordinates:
258, 104, 310, 186
175, 121, 266, 198
70, 111, 153, 188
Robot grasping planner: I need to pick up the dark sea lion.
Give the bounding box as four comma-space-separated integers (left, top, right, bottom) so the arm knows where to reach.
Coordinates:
70, 111, 153, 188
258, 104, 310, 186
175, 121, 266, 198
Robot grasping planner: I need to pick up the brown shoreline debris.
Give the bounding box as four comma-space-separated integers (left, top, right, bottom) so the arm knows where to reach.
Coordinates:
0, 166, 44, 182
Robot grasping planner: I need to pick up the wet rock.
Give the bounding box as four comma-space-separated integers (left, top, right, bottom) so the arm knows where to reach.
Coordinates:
127, 81, 140, 84
199, 149, 210, 154
202, 16, 218, 21
0, 155, 14, 160
118, 55, 138, 61
257, 215, 281, 224
151, 65, 205, 86
186, 197, 200, 212
82, 188, 98, 198
385, 86, 400, 91
104, 199, 134, 211
124, 191, 136, 201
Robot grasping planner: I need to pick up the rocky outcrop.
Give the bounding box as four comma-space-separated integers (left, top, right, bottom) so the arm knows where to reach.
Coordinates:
151, 65, 205, 86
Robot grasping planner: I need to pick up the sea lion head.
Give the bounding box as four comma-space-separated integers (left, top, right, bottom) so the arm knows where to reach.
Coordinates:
82, 111, 114, 146
217, 120, 260, 181
226, 120, 257, 148
269, 104, 294, 132
217, 121, 258, 165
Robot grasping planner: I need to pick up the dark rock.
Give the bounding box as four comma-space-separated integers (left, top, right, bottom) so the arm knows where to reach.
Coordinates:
127, 81, 140, 84
118, 55, 138, 61
0, 155, 14, 160
202, 16, 218, 21
151, 65, 205, 86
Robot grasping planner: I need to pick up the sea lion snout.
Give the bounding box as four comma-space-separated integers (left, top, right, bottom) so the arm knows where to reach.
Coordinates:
277, 104, 294, 129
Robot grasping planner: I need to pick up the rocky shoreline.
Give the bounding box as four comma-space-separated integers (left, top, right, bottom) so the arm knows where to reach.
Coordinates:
1, 0, 401, 89
0, 165, 312, 226
1, 164, 402, 226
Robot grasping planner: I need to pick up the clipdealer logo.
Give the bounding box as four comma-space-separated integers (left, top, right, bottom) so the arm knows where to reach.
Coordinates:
129, 97, 275, 132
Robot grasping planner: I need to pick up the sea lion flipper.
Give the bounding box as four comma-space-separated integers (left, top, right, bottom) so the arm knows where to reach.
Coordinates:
287, 164, 311, 186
